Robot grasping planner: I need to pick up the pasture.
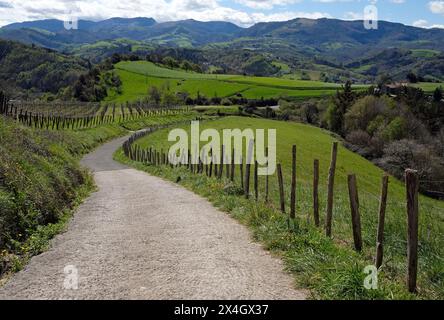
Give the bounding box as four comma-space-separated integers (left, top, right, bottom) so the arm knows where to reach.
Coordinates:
108, 61, 359, 103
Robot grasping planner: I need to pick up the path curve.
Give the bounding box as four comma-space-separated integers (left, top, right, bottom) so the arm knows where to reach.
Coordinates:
0, 135, 306, 300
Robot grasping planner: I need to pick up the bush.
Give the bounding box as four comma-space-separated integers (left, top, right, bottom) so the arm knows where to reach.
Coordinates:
346, 130, 384, 158
345, 96, 391, 133
381, 117, 407, 142
377, 139, 444, 195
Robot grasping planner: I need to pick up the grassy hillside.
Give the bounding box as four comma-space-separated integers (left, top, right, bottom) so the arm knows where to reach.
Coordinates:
118, 116, 444, 299
0, 110, 203, 278
0, 116, 127, 276
107, 61, 352, 103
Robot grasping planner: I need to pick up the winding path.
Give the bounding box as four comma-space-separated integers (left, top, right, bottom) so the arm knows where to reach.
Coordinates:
0, 136, 306, 300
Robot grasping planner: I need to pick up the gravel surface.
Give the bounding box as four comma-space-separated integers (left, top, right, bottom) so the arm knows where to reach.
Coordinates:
0, 136, 306, 300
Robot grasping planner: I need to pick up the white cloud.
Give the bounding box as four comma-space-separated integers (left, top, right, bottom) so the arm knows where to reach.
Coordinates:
413, 19, 429, 27
429, 0, 444, 15
235, 0, 301, 10
0, 0, 332, 27
413, 19, 444, 29
343, 11, 363, 20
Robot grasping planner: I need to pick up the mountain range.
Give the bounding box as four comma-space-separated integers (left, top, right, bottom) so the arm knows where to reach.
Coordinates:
1, 17, 444, 82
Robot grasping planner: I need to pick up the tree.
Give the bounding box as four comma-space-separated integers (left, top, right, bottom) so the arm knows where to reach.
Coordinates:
162, 56, 179, 69
327, 81, 356, 135
377, 73, 392, 88
344, 96, 390, 133
191, 63, 202, 73
300, 101, 319, 124
161, 90, 178, 108
433, 87, 443, 102
407, 72, 418, 83
148, 86, 161, 106
181, 60, 193, 72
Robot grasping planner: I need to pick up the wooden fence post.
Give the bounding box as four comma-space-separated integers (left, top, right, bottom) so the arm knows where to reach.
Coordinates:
209, 149, 213, 177
218, 145, 225, 179
244, 161, 251, 199
313, 159, 320, 227
326, 142, 338, 237
290, 145, 297, 219
254, 160, 258, 201
405, 169, 419, 293
265, 147, 269, 204
347, 174, 362, 252
226, 153, 230, 179
240, 155, 244, 190
230, 148, 235, 182
244, 140, 254, 199
376, 175, 389, 269
277, 163, 285, 214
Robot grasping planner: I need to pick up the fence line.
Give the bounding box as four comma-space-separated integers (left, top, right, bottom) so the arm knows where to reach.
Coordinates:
122, 128, 442, 294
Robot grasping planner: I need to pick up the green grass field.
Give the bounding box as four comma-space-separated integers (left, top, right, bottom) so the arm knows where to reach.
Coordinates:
107, 61, 362, 103
413, 82, 444, 93
118, 116, 444, 299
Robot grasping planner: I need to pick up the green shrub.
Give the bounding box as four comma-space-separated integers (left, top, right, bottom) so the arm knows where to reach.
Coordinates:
381, 117, 407, 141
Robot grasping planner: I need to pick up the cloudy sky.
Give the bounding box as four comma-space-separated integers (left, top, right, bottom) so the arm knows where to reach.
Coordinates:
0, 0, 443, 28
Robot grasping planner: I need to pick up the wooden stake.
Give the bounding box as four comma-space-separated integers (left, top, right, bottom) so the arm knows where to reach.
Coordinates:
313, 159, 320, 227
218, 145, 224, 179
244, 161, 251, 199
240, 155, 244, 190
326, 142, 338, 237
265, 147, 269, 203
244, 141, 254, 199
290, 145, 297, 219
254, 160, 258, 201
347, 174, 362, 252
277, 163, 285, 214
405, 169, 419, 293
376, 175, 389, 269
230, 148, 235, 182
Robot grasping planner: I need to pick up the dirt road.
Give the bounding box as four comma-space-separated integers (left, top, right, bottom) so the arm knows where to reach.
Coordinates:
0, 136, 306, 300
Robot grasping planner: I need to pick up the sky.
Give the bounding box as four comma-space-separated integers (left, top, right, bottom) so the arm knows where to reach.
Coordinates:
0, 0, 443, 28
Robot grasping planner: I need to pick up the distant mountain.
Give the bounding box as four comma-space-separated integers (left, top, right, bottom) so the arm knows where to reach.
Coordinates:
2, 17, 444, 57
1, 17, 444, 81
242, 18, 444, 60
144, 19, 242, 45
0, 17, 241, 49
2, 17, 155, 33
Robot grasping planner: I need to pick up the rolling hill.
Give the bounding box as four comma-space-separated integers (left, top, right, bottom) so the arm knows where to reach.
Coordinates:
0, 18, 241, 49
0, 39, 90, 98
2, 17, 444, 82
107, 60, 350, 102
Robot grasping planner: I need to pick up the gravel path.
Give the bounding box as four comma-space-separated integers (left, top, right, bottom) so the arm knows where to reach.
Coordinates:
0, 136, 306, 300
